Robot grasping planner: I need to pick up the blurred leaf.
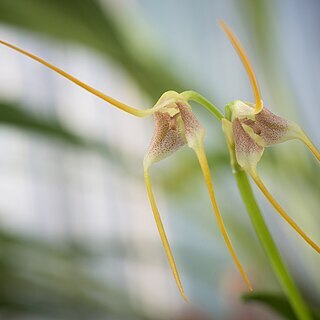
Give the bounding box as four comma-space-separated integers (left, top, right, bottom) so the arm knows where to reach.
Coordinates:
0, 100, 82, 145
0, 228, 160, 320
242, 292, 320, 320
0, 100, 141, 170
0, 0, 186, 99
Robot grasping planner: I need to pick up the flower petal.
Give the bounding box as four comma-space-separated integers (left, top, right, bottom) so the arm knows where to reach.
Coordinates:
143, 111, 186, 168
219, 21, 263, 114
195, 145, 252, 290
177, 103, 206, 150
0, 40, 149, 117
288, 123, 320, 161
241, 107, 291, 146
249, 169, 320, 254
143, 168, 188, 301
177, 108, 252, 289
232, 118, 264, 171
239, 106, 320, 160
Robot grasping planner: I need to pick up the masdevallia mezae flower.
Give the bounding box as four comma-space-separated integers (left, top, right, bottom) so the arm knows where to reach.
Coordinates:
0, 39, 252, 301
219, 21, 320, 255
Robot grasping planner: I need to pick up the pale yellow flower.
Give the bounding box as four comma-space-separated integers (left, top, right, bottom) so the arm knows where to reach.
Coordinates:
219, 21, 320, 255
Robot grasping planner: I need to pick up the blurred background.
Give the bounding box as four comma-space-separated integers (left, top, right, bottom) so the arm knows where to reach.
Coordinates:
0, 0, 319, 319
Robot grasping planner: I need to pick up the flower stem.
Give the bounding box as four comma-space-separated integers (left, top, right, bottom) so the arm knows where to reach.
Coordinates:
233, 166, 311, 320
186, 93, 311, 318
181, 90, 224, 121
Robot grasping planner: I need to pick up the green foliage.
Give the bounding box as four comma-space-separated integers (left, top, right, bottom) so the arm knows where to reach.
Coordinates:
0, 100, 139, 169
243, 292, 320, 320
0, 0, 185, 99
0, 100, 83, 145
0, 230, 157, 320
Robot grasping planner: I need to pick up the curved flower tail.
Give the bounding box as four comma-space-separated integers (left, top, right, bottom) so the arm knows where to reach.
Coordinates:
295, 129, 320, 161
0, 39, 149, 117
143, 167, 188, 302
249, 169, 320, 254
304, 139, 320, 161
195, 146, 253, 290
219, 20, 263, 114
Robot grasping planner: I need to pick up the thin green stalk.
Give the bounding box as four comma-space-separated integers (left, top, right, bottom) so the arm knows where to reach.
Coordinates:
183, 94, 311, 319
181, 90, 224, 121
221, 107, 311, 319
233, 165, 311, 320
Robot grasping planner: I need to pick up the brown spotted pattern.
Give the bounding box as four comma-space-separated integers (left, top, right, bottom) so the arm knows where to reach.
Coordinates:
147, 111, 186, 164
233, 119, 263, 154
241, 108, 289, 146
178, 104, 202, 141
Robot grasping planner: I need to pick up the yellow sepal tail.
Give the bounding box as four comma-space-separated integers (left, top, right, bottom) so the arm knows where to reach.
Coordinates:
144, 169, 188, 302
219, 20, 263, 114
250, 170, 320, 254
299, 133, 320, 161
195, 146, 252, 290
0, 39, 149, 117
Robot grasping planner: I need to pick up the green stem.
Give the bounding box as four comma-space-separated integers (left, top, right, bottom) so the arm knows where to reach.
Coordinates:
181, 90, 224, 121
183, 92, 311, 318
234, 167, 311, 320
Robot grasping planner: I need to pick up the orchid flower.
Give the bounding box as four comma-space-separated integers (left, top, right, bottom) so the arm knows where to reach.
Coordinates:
0, 39, 252, 301
219, 21, 320, 255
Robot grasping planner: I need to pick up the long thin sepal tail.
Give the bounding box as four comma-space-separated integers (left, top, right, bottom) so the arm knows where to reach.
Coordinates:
195, 146, 252, 290
298, 131, 320, 161
249, 169, 320, 254
218, 20, 263, 114
0, 39, 150, 117
143, 168, 188, 302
